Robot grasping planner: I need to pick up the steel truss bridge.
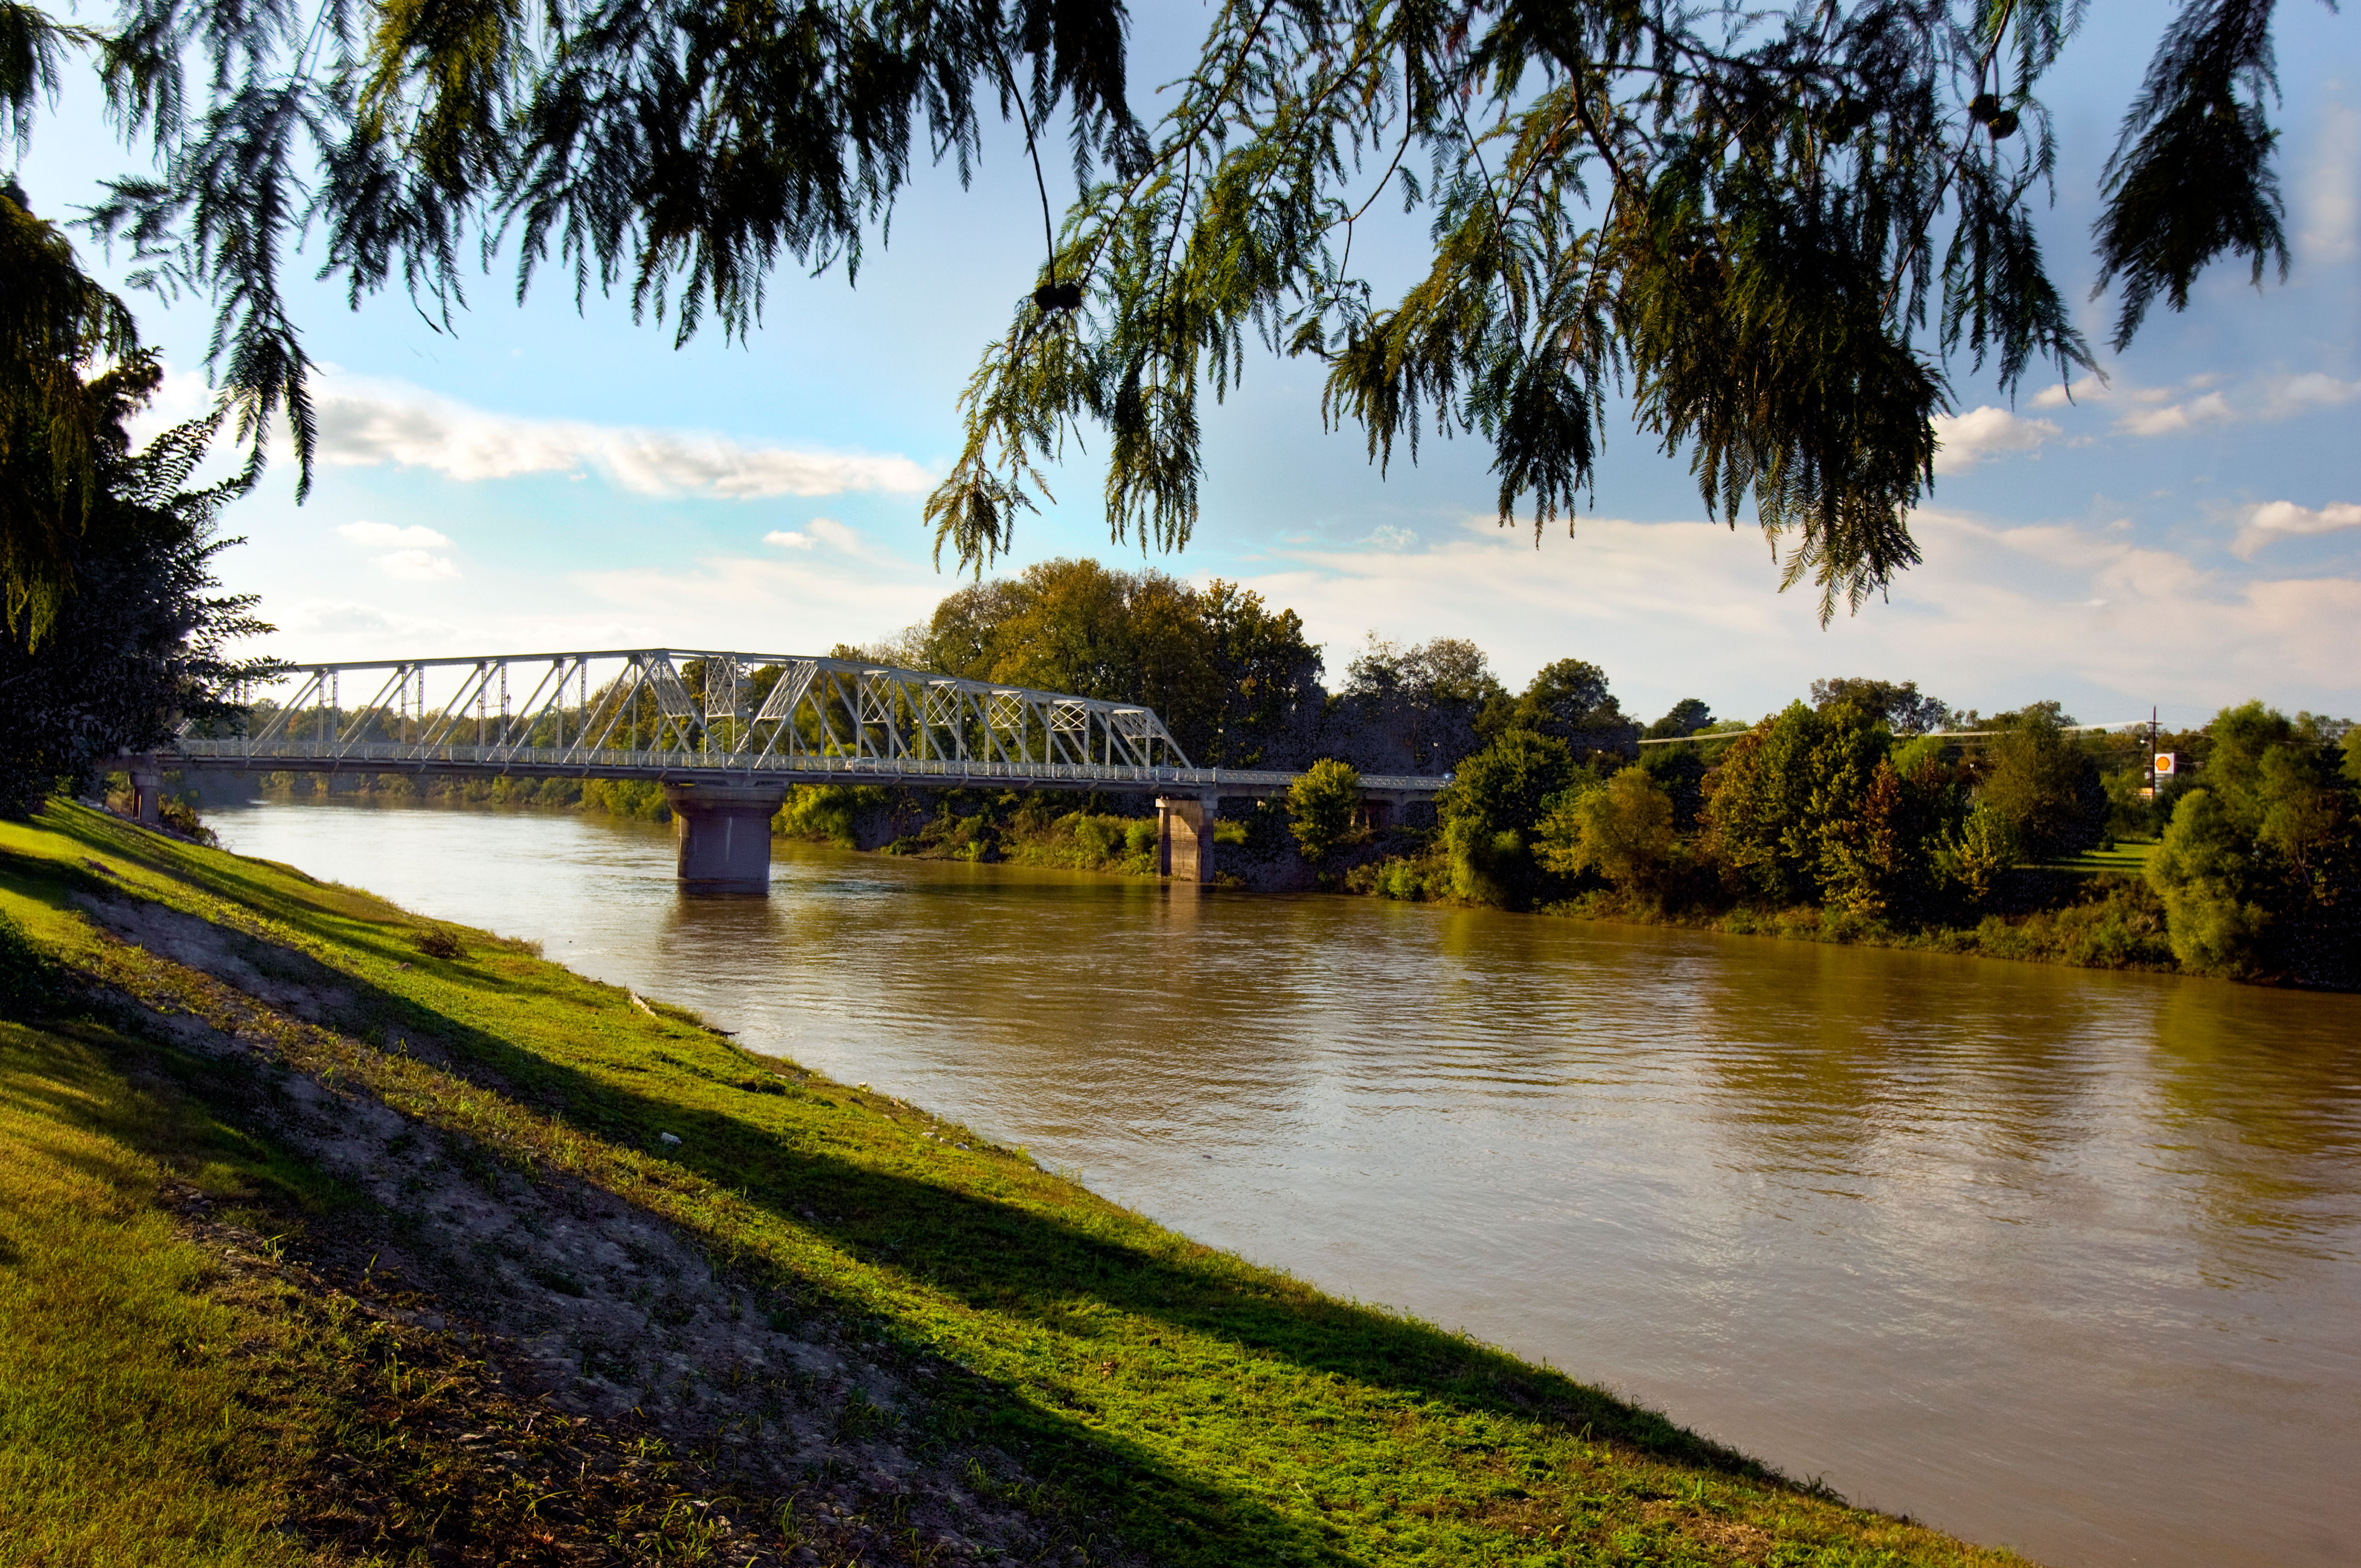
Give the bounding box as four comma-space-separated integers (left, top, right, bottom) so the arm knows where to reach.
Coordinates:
153, 649, 1444, 892
169, 647, 1442, 800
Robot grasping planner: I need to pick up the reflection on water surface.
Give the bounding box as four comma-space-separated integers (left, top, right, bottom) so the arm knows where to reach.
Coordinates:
210, 800, 2361, 1568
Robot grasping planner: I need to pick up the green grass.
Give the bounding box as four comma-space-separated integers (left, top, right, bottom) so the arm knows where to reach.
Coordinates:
0, 802, 2033, 1566
0, 1015, 320, 1567
2039, 842, 2158, 877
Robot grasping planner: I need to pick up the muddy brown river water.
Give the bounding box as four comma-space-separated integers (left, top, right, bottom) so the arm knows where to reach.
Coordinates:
207, 799, 2361, 1568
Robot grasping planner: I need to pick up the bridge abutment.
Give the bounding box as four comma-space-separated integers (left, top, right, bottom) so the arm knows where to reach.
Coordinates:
662, 782, 787, 894
1156, 794, 1217, 884
126, 754, 164, 827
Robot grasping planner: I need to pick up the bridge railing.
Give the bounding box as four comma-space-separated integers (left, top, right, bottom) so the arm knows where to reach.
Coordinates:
174, 738, 1449, 798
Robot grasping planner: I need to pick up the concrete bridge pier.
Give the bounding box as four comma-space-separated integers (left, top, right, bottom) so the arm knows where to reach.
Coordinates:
126, 754, 164, 827
1156, 794, 1218, 884
1358, 789, 1409, 833
662, 781, 787, 894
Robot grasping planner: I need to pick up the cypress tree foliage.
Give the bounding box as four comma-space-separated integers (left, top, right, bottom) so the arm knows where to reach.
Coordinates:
0, 179, 139, 643
0, 0, 2329, 612
0, 354, 280, 816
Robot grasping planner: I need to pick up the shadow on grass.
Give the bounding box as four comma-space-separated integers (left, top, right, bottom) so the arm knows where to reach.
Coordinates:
37, 805, 1768, 1568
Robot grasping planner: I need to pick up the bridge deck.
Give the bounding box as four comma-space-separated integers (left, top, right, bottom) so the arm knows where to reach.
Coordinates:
173, 739, 1449, 800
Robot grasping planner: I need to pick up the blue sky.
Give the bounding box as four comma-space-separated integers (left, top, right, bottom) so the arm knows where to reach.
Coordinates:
13, 0, 2357, 731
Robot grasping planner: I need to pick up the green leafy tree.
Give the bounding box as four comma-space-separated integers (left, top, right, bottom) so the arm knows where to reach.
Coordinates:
1818, 754, 1959, 916
1978, 709, 2106, 861
1637, 743, 1710, 830
1935, 802, 2016, 904
1488, 657, 1636, 760
2, 180, 137, 643
909, 558, 1220, 751
1438, 728, 1577, 906
2146, 703, 2361, 984
1808, 677, 1952, 734
900, 559, 1323, 766
0, 0, 2324, 614
1645, 699, 1714, 740
1705, 702, 1877, 902
0, 355, 278, 815
2146, 788, 2274, 977
1199, 581, 1323, 767
1705, 707, 1818, 903
1287, 758, 1363, 864
1341, 636, 1505, 774
1704, 700, 1958, 910
1537, 766, 1674, 890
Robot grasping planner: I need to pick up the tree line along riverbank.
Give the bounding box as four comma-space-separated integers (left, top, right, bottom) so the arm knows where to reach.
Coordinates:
177, 678, 2358, 990
0, 801, 2029, 1566
156, 559, 2352, 988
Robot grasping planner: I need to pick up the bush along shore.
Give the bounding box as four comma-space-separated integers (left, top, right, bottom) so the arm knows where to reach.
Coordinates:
1325, 699, 2357, 989
0, 800, 2027, 1567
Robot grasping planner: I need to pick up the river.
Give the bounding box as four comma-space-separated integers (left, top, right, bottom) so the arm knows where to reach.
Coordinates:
204, 799, 2361, 1568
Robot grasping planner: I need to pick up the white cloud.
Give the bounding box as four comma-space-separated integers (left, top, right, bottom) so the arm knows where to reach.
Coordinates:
1363, 525, 1420, 549
1229, 510, 2361, 721
338, 520, 454, 550
569, 523, 942, 650
267, 599, 462, 644
315, 375, 933, 499
2030, 375, 2106, 410
2115, 390, 2235, 437
1931, 406, 2061, 472
376, 549, 462, 581
2258, 372, 2361, 418
2233, 500, 2361, 558
570, 559, 943, 649
2299, 104, 2361, 263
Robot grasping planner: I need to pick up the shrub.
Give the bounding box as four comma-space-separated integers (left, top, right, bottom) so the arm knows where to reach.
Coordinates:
1287, 758, 1363, 863
1445, 820, 1530, 906
1937, 803, 2017, 905
1345, 852, 1442, 900
415, 927, 465, 961
157, 798, 218, 845
775, 784, 887, 845
1071, 814, 1124, 862
580, 778, 673, 822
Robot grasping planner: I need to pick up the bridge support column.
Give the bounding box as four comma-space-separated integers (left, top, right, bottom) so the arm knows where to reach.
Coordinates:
126, 754, 164, 827
1358, 790, 1407, 833
662, 782, 787, 895
1156, 794, 1217, 884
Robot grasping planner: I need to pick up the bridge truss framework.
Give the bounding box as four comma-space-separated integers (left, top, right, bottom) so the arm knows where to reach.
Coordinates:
159, 650, 1446, 889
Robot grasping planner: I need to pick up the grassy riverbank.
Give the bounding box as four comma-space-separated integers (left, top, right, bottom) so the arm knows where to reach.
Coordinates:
0, 800, 2029, 1566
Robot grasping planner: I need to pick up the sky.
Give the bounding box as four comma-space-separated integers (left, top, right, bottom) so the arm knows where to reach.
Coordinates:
12, 0, 2358, 732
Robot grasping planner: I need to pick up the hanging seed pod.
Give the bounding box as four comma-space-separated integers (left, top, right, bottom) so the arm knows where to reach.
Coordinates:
1032, 281, 1083, 313
1986, 108, 2020, 139
1968, 93, 2002, 125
